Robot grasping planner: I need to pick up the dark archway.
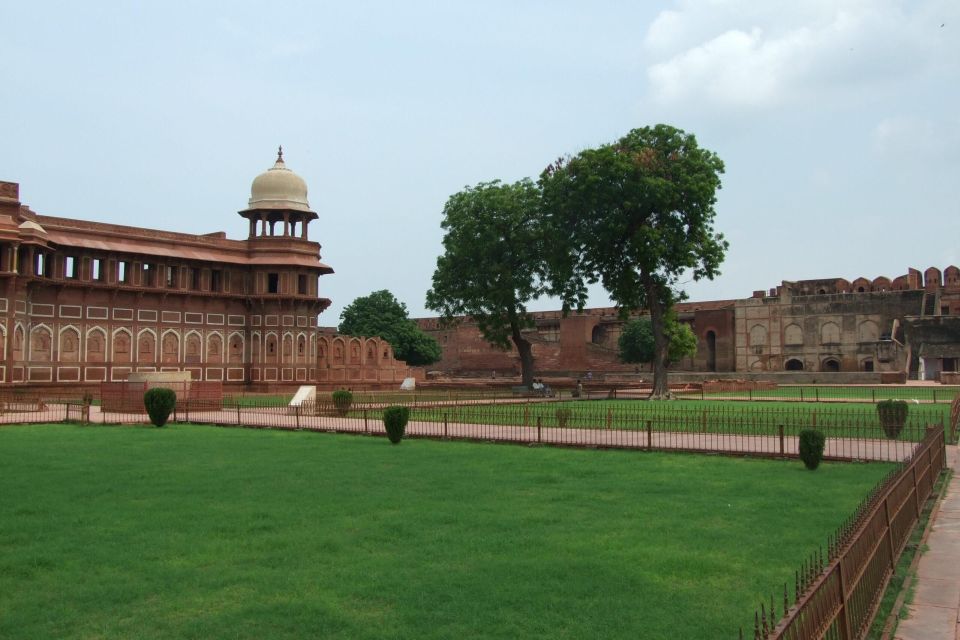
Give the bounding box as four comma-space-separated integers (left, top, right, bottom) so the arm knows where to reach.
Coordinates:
822, 358, 840, 372
591, 325, 607, 345
862, 359, 874, 372
705, 330, 717, 372
785, 358, 804, 371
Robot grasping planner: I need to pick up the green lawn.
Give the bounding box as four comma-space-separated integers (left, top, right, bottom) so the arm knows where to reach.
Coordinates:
0, 424, 892, 639
403, 399, 951, 442
680, 385, 960, 403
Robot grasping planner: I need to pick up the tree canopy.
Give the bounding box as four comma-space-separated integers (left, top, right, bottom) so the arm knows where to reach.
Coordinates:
541, 124, 727, 397
618, 315, 697, 365
426, 179, 546, 386
338, 290, 441, 366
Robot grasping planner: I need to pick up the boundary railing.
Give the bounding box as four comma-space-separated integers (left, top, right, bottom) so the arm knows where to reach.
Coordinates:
675, 385, 960, 404
743, 425, 946, 639
92, 398, 940, 462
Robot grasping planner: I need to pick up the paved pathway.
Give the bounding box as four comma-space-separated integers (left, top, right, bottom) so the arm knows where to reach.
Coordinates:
895, 445, 960, 639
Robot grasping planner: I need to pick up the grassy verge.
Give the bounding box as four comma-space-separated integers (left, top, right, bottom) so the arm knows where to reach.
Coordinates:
399, 399, 949, 442
0, 424, 892, 640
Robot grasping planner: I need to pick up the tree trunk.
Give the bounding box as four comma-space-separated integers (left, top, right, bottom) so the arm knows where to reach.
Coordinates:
645, 281, 672, 400
510, 321, 535, 387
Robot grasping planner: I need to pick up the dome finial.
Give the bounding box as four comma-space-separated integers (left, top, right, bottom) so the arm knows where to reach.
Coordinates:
277, 145, 284, 163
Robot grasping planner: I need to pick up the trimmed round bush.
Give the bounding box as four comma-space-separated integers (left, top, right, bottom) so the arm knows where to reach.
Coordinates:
144, 387, 176, 427
383, 406, 410, 444
332, 389, 353, 416
877, 400, 909, 439
798, 429, 826, 470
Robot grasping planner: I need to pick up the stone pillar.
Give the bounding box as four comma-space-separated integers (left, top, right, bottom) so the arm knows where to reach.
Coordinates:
283, 212, 290, 236
301, 220, 308, 240
248, 218, 256, 238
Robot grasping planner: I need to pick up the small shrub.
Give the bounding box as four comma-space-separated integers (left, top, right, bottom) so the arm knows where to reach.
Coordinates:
332, 389, 353, 416
144, 387, 176, 427
556, 408, 572, 427
877, 400, 909, 439
383, 406, 410, 444
798, 429, 826, 470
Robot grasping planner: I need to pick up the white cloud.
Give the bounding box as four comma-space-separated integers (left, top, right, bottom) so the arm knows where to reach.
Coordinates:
643, 0, 959, 110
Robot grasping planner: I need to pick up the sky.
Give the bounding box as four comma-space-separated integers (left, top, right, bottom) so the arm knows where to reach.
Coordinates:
1, 1, 958, 324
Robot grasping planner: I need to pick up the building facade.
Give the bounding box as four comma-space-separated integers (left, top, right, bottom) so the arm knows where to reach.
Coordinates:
1, 151, 411, 390
416, 267, 960, 381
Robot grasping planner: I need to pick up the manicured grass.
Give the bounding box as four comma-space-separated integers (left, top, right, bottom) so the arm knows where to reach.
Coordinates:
685, 385, 960, 403
0, 424, 892, 639
406, 399, 950, 442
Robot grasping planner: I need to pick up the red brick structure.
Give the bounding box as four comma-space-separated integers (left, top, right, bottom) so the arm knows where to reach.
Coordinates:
416, 268, 960, 380
0, 150, 412, 390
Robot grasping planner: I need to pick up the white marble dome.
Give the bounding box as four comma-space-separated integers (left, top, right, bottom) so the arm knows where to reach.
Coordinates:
247, 147, 311, 212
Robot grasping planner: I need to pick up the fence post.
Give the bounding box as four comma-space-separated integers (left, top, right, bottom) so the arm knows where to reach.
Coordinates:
933, 389, 937, 403
815, 388, 820, 402
646, 420, 652, 450
606, 408, 612, 429
883, 496, 896, 569
800, 388, 804, 402
237, 402, 241, 424
778, 424, 784, 457
295, 405, 301, 430
912, 464, 922, 519
363, 409, 368, 434
836, 560, 854, 640
749, 389, 753, 402
537, 416, 541, 443
444, 413, 448, 439
872, 389, 876, 403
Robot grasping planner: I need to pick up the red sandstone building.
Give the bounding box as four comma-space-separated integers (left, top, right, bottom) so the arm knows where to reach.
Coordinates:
1, 151, 410, 390
416, 268, 960, 382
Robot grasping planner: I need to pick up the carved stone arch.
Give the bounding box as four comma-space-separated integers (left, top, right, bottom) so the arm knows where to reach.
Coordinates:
207, 331, 223, 364
29, 324, 53, 362
749, 324, 767, 347
851, 277, 871, 293
251, 331, 262, 363
13, 323, 24, 361
228, 331, 244, 364
137, 328, 158, 364
317, 336, 329, 363
821, 357, 841, 373
161, 329, 181, 364
264, 332, 279, 363
112, 328, 133, 363
184, 330, 202, 363
332, 337, 345, 364
820, 322, 841, 345
365, 337, 378, 364
282, 332, 294, 362
749, 359, 765, 371
86, 326, 107, 362
783, 323, 804, 346
349, 337, 362, 364
296, 332, 307, 362
309, 333, 316, 360
58, 325, 81, 362
0, 322, 6, 361
382, 341, 392, 361
784, 358, 804, 371
857, 320, 879, 343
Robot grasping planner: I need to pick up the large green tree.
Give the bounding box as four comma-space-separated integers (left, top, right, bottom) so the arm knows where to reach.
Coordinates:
618, 314, 697, 366
541, 124, 727, 398
426, 179, 546, 386
338, 290, 441, 366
